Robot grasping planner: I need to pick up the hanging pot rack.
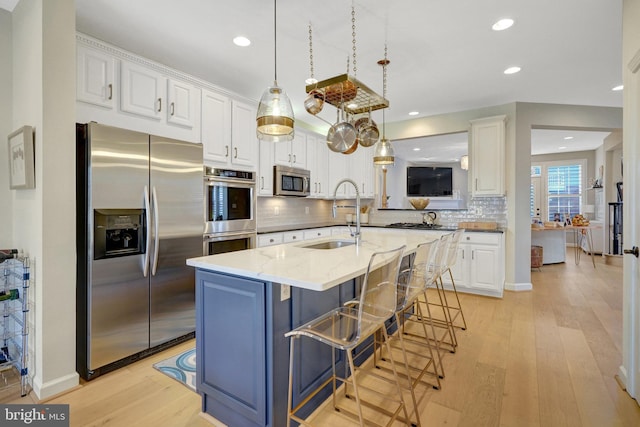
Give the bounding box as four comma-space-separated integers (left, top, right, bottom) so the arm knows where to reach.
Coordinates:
305, 74, 388, 115
305, 4, 389, 118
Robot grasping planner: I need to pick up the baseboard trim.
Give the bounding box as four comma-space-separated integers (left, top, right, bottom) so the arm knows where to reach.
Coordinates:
504, 282, 532, 292
32, 372, 80, 400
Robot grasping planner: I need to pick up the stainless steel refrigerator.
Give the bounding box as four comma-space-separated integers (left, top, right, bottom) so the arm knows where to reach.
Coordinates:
76, 123, 203, 380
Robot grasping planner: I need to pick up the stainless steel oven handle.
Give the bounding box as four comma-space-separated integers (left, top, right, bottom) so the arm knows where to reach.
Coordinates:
151, 186, 160, 276
203, 231, 256, 241
204, 177, 256, 187
143, 186, 151, 277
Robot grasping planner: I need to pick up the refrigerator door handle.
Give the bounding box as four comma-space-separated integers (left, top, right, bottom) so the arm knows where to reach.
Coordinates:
143, 186, 151, 277
151, 186, 160, 276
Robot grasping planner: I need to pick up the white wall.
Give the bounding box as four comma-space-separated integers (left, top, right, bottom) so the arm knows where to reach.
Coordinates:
12, 0, 78, 399
0, 10, 12, 246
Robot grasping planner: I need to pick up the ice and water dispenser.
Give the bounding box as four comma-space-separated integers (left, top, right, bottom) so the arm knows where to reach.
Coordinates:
94, 209, 145, 259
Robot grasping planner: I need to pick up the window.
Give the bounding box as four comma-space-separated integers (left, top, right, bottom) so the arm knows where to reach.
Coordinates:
546, 163, 583, 221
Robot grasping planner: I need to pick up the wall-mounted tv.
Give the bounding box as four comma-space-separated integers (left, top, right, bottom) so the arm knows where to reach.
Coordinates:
406, 166, 453, 197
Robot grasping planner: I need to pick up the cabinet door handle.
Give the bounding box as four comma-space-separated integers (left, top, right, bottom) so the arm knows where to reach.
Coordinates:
462, 250, 465, 260
292, 236, 297, 240
234, 147, 238, 158
314, 182, 318, 193
157, 98, 162, 112
269, 238, 275, 243
108, 83, 113, 100
293, 154, 297, 163
170, 102, 175, 116
261, 177, 264, 189
288, 154, 291, 163
475, 178, 478, 191
362, 183, 365, 193
318, 183, 321, 193
472, 250, 475, 260
225, 145, 229, 157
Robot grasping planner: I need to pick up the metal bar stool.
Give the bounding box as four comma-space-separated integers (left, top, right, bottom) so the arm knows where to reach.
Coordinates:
285, 246, 412, 427
369, 239, 444, 417
424, 233, 458, 353
441, 229, 468, 330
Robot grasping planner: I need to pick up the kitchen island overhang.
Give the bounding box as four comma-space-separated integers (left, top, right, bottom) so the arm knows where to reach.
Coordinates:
187, 229, 445, 427
187, 230, 442, 291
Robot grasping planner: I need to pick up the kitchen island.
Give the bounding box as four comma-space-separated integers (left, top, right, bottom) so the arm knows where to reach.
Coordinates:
186, 229, 442, 427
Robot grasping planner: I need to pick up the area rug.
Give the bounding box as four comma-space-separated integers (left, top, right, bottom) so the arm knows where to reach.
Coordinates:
153, 348, 196, 392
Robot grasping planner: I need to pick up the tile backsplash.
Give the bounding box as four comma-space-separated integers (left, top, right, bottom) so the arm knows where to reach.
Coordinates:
257, 196, 507, 229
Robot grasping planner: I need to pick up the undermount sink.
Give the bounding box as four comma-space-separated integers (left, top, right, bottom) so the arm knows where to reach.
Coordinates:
300, 240, 355, 250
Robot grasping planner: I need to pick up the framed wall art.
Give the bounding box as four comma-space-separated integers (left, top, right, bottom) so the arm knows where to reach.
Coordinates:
7, 125, 35, 190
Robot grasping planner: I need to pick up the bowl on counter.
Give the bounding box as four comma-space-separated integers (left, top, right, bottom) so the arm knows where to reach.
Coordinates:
409, 198, 430, 210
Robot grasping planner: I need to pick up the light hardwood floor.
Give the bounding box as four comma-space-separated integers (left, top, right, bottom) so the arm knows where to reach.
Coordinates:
4, 251, 640, 426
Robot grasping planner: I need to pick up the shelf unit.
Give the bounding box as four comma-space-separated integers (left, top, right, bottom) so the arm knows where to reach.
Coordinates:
1, 256, 31, 397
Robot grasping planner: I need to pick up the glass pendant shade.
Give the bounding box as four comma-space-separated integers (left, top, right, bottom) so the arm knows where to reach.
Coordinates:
373, 138, 394, 165
256, 82, 295, 141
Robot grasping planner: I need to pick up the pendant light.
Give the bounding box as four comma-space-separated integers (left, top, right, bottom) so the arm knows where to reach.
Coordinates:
256, 0, 295, 141
373, 48, 394, 166
460, 155, 469, 170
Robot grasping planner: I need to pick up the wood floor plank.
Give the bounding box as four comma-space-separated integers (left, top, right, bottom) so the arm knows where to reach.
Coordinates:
499, 319, 540, 427
558, 326, 623, 426
536, 348, 583, 427
457, 362, 506, 427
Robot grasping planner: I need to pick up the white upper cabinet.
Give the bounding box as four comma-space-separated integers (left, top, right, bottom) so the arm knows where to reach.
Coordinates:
274, 132, 307, 169
328, 150, 348, 199
348, 147, 374, 199
258, 139, 275, 196
202, 89, 232, 163
167, 79, 200, 129
202, 89, 258, 170
77, 36, 201, 143
120, 60, 165, 120
306, 134, 328, 198
231, 100, 259, 169
470, 115, 506, 197
77, 45, 116, 109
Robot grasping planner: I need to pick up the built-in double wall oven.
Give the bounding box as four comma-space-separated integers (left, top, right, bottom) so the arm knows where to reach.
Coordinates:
203, 167, 256, 255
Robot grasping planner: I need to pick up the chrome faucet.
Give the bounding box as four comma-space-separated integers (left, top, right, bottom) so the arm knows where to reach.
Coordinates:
332, 178, 361, 246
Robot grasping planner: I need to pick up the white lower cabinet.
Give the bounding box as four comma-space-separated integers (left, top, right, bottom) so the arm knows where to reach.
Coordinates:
443, 232, 504, 298
257, 227, 339, 248
257, 233, 283, 248
283, 231, 303, 243
303, 228, 331, 240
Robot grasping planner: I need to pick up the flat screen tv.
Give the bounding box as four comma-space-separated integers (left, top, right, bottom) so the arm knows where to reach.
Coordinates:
406, 166, 453, 197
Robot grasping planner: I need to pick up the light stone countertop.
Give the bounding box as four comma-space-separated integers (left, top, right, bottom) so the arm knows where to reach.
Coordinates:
187, 229, 443, 292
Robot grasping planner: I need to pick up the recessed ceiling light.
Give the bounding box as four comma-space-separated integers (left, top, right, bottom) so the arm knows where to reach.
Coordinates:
305, 77, 318, 85
504, 66, 521, 75
347, 103, 358, 109
564, 136, 574, 140
612, 85, 624, 91
492, 18, 514, 31
558, 146, 567, 150
233, 36, 251, 47
413, 148, 421, 152
408, 111, 419, 116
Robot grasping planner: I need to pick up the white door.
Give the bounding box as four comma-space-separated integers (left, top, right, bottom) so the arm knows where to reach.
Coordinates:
622, 8, 640, 400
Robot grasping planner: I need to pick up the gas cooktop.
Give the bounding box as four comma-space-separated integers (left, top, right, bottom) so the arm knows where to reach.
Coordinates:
385, 222, 443, 229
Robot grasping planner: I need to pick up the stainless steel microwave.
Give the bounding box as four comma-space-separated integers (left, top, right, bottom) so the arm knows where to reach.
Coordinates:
274, 165, 310, 197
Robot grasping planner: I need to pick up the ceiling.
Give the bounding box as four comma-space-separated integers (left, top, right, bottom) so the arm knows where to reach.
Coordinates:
4, 1, 624, 156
